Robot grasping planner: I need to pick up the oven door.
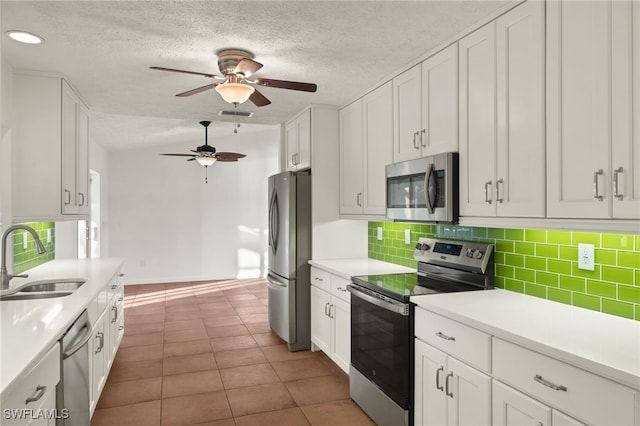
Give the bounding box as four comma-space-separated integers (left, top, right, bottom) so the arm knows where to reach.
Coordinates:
348, 283, 413, 409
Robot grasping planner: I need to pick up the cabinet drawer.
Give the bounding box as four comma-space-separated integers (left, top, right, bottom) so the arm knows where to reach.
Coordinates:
331, 275, 351, 303
415, 309, 491, 372
493, 338, 638, 425
1, 343, 60, 415
310, 267, 331, 289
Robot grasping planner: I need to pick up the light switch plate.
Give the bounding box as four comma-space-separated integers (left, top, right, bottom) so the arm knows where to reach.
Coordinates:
405, 229, 411, 244
377, 227, 383, 241
578, 243, 595, 271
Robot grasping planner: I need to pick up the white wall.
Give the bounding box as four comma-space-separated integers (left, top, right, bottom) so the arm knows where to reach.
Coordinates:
108, 126, 280, 284
90, 139, 110, 257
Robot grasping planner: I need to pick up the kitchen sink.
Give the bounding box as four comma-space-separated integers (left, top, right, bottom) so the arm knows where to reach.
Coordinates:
19, 280, 86, 293
0, 292, 73, 301
0, 278, 86, 301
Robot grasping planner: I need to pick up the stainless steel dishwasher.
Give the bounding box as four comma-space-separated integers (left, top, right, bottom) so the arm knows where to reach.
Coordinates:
56, 310, 92, 426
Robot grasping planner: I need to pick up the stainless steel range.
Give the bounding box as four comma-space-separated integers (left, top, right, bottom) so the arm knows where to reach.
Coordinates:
348, 237, 494, 426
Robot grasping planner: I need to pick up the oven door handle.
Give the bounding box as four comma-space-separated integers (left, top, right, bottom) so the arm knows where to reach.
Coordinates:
347, 285, 409, 316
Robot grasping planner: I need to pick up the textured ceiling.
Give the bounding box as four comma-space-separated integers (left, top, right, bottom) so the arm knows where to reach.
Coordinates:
1, 1, 512, 151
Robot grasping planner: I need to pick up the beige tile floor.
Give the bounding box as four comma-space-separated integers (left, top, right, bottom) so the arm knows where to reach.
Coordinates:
91, 278, 375, 426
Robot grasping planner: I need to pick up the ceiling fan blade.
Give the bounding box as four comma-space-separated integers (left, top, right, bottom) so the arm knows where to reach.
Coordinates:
253, 78, 317, 92
150, 66, 221, 79
214, 152, 246, 161
233, 58, 263, 77
176, 83, 218, 97
249, 89, 271, 107
161, 153, 197, 157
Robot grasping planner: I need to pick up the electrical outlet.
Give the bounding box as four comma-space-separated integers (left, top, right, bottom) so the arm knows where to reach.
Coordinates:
405, 229, 411, 244
22, 233, 28, 249
377, 227, 383, 241
578, 243, 595, 271
47, 229, 52, 244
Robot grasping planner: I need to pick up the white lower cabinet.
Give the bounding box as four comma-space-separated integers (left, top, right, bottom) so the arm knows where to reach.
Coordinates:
310, 267, 350, 373
414, 338, 490, 426
0, 344, 60, 426
89, 271, 125, 416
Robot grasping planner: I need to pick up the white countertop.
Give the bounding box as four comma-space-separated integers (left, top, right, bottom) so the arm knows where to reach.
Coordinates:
412, 289, 640, 391
309, 258, 416, 280
0, 258, 124, 395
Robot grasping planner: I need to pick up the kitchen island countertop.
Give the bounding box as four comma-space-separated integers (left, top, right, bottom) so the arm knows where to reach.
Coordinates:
412, 289, 640, 391
309, 258, 415, 280
0, 258, 124, 396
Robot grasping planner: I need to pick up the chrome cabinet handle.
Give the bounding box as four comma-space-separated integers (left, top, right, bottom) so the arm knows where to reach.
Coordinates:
435, 366, 444, 391
79, 192, 85, 206
413, 131, 420, 149
64, 189, 71, 205
95, 332, 104, 353
314, 276, 324, 282
356, 192, 362, 207
613, 167, 624, 200
496, 178, 504, 203
420, 129, 427, 148
593, 169, 604, 201
484, 181, 492, 204
25, 385, 46, 404
336, 286, 348, 292
436, 331, 455, 341
324, 302, 329, 316
118, 325, 124, 331
534, 374, 567, 392
111, 306, 118, 323
445, 372, 454, 398
111, 284, 118, 290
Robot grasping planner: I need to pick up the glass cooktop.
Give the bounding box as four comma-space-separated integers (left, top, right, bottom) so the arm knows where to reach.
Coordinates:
351, 272, 485, 302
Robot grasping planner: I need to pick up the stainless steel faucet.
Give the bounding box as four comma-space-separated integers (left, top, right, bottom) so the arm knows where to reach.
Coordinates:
1, 224, 46, 290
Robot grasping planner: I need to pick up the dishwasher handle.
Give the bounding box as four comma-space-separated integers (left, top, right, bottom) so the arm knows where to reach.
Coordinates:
63, 322, 93, 360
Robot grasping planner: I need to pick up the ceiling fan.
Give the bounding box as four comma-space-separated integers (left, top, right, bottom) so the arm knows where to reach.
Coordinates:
161, 120, 245, 183
150, 49, 317, 107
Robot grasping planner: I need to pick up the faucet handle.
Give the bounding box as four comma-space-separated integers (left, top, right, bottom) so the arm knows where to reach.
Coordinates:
10, 273, 28, 279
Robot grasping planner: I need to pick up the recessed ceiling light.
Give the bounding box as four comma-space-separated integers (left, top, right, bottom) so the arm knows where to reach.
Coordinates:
6, 30, 45, 44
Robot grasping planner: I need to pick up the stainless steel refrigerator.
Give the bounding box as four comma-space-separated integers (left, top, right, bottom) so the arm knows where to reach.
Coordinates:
267, 170, 311, 351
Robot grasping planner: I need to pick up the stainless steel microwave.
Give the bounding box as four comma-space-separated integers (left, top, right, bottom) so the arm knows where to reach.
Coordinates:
386, 152, 459, 223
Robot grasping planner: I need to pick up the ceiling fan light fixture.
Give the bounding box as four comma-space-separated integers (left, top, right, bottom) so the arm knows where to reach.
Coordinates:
195, 156, 217, 167
215, 83, 255, 104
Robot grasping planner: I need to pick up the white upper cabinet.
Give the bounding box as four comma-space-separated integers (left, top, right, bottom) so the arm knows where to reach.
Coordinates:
339, 82, 392, 217
547, 0, 640, 219
13, 73, 90, 221
285, 108, 311, 171
393, 44, 458, 163
460, 1, 545, 218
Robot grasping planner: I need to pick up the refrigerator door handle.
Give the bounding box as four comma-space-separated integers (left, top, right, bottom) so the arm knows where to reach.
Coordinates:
269, 191, 279, 252
267, 273, 288, 288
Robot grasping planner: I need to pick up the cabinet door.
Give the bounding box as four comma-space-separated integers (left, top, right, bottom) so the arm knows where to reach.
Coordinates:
310, 285, 331, 354
547, 0, 611, 218
90, 314, 107, 414
339, 99, 364, 214
447, 357, 491, 426
611, 0, 640, 218
459, 23, 497, 217
331, 296, 350, 374
496, 1, 546, 217
363, 82, 393, 215
285, 119, 299, 171
552, 410, 587, 426
61, 81, 79, 214
422, 44, 458, 156
393, 65, 422, 162
76, 102, 90, 215
296, 109, 311, 170
414, 339, 448, 426
493, 380, 551, 426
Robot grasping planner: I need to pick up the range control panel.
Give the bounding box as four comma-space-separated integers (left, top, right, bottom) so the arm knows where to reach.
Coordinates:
413, 237, 494, 274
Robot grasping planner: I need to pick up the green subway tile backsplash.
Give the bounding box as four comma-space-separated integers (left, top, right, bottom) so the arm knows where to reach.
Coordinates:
13, 222, 55, 274
368, 222, 640, 321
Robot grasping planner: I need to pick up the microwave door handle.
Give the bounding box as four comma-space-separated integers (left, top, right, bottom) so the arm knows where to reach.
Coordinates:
425, 163, 436, 214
